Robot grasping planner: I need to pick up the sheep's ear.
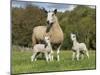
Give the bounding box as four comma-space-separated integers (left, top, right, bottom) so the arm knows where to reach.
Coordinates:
54, 9, 57, 14
43, 8, 48, 13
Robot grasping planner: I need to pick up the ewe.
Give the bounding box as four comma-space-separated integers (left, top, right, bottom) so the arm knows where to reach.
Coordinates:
32, 9, 64, 61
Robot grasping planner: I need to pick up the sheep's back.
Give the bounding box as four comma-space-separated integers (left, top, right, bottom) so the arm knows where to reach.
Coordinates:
33, 25, 64, 44
33, 26, 47, 41
33, 44, 45, 52
79, 43, 87, 50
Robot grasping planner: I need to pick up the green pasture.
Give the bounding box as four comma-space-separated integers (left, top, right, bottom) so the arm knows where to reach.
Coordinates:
12, 49, 96, 74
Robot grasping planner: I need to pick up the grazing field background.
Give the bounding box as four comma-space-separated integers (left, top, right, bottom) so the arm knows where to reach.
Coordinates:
12, 46, 96, 74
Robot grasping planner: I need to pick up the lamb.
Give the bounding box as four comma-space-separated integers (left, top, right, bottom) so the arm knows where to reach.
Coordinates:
70, 33, 89, 61
31, 36, 53, 62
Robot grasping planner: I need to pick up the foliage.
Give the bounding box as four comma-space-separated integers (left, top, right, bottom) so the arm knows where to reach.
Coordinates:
12, 5, 96, 49
12, 5, 46, 47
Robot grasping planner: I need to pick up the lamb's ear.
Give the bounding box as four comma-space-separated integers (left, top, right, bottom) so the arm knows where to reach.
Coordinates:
42, 8, 48, 13
54, 9, 57, 14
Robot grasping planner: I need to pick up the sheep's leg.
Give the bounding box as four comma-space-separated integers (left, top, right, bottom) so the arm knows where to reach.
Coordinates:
72, 52, 76, 61
31, 52, 37, 62
50, 50, 54, 61
57, 44, 62, 61
76, 50, 80, 61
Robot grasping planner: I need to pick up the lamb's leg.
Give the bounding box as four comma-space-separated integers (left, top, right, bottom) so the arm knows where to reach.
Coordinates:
48, 51, 54, 61
80, 51, 84, 60
34, 52, 41, 61
76, 50, 80, 61
57, 44, 62, 61
83, 46, 89, 59
81, 53, 84, 60
72, 52, 76, 61
44, 52, 49, 62
31, 52, 37, 62
48, 53, 52, 61
85, 50, 89, 59
49, 44, 54, 61
51, 54, 54, 61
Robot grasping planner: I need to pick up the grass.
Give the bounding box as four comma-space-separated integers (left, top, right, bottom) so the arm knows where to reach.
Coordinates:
12, 49, 96, 74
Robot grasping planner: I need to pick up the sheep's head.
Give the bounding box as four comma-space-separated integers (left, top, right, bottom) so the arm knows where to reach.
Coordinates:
43, 8, 57, 32
46, 9, 57, 25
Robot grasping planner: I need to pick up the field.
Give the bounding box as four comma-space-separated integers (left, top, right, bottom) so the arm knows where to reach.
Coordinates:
12, 49, 96, 74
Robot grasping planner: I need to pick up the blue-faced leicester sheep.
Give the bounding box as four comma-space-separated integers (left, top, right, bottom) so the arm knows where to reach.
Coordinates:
70, 33, 89, 61
32, 9, 64, 61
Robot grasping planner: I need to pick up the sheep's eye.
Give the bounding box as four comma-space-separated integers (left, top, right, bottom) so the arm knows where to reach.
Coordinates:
73, 36, 75, 38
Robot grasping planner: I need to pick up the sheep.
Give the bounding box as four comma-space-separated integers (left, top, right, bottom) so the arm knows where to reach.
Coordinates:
70, 33, 89, 61
32, 9, 64, 61
31, 36, 53, 62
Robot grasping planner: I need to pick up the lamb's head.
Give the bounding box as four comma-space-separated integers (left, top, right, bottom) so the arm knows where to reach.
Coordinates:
44, 36, 50, 44
70, 33, 76, 41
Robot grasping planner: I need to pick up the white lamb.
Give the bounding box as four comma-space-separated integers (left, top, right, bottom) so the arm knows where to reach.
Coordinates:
31, 36, 53, 62
70, 33, 89, 61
